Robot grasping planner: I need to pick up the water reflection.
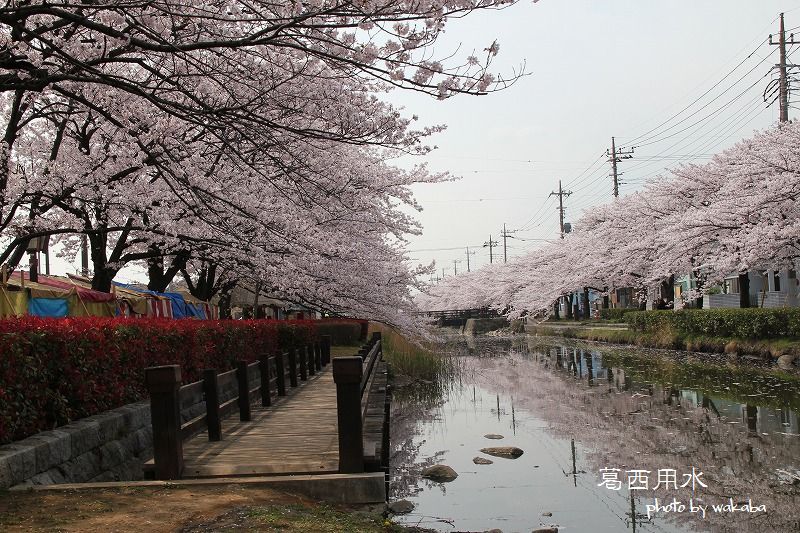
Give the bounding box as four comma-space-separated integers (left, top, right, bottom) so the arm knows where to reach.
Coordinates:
390, 336, 800, 532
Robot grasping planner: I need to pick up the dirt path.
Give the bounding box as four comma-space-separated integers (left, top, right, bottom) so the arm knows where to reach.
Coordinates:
0, 485, 397, 532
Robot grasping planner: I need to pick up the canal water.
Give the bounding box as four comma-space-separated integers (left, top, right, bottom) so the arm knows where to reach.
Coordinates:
390, 336, 800, 533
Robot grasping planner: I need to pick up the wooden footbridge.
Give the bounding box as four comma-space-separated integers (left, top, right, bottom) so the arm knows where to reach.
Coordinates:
142, 333, 390, 501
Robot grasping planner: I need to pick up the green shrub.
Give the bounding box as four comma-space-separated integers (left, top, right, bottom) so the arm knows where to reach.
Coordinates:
597, 308, 639, 322
627, 308, 800, 338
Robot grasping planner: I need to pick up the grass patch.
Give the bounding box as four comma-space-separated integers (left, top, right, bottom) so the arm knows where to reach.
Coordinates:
529, 325, 800, 360
244, 503, 402, 532
368, 323, 454, 381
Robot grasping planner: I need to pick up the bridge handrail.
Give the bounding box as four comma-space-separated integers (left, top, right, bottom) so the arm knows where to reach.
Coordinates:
332, 331, 384, 474
144, 335, 332, 480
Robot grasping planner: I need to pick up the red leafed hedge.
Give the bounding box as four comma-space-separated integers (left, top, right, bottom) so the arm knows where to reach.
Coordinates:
0, 317, 317, 444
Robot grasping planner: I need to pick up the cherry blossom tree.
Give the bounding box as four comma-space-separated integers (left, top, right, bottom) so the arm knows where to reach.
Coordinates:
419, 122, 800, 318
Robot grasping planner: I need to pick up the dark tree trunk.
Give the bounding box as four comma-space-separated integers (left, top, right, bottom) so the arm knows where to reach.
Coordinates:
148, 248, 189, 292
659, 275, 675, 305
88, 231, 114, 292
602, 286, 609, 309
553, 300, 560, 320
565, 295, 573, 319
91, 268, 116, 292
582, 287, 590, 319
218, 288, 233, 319
739, 272, 750, 308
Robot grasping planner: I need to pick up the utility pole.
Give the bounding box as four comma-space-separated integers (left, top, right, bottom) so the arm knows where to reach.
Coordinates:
465, 247, 476, 272
607, 137, 634, 198
549, 180, 573, 239
483, 236, 498, 264
500, 223, 517, 263
452, 259, 462, 275
769, 13, 799, 122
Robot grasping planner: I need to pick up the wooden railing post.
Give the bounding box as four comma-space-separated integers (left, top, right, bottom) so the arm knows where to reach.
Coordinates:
275, 352, 287, 396
259, 355, 271, 407
321, 335, 331, 366
307, 344, 316, 376
236, 361, 252, 421
202, 368, 222, 441
299, 345, 308, 381
314, 342, 322, 371
145, 365, 184, 479
333, 357, 364, 473
371, 332, 382, 358
288, 347, 299, 387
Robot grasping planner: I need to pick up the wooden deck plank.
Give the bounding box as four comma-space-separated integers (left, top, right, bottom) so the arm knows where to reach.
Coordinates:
180, 365, 343, 478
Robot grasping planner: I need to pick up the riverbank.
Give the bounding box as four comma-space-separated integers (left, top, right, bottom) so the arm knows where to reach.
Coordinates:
526, 321, 800, 366
0, 484, 430, 532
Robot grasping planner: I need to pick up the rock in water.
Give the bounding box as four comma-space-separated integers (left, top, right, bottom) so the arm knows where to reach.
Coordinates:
473, 456, 494, 465
421, 464, 459, 482
532, 528, 558, 533
388, 500, 415, 514
777, 354, 797, 369
480, 446, 524, 459
484, 433, 504, 439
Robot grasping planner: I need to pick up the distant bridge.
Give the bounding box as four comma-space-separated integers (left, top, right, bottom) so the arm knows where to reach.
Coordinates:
421, 308, 502, 327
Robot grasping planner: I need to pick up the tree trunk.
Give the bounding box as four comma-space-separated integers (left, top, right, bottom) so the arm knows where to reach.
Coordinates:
91, 268, 115, 292
582, 287, 590, 319
218, 289, 233, 319
553, 300, 560, 320
565, 295, 573, 319
148, 249, 189, 292
739, 272, 750, 308
88, 231, 115, 292
660, 275, 675, 305
694, 271, 704, 309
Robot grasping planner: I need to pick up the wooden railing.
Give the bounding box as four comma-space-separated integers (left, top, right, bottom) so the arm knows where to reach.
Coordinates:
144, 335, 332, 480
332, 332, 388, 476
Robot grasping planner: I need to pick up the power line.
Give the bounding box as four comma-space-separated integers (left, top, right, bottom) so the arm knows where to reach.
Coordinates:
624, 38, 772, 147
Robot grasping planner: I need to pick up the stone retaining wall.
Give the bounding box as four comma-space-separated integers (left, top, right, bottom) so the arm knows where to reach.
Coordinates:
1, 370, 264, 489
0, 401, 152, 489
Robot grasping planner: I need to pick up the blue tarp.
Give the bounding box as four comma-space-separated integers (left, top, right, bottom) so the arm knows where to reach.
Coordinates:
162, 292, 189, 318
28, 298, 69, 318
186, 303, 206, 319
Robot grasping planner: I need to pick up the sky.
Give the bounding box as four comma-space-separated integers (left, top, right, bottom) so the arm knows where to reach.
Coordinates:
392, 0, 800, 280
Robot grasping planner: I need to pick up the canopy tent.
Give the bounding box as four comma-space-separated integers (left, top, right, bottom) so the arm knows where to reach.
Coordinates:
65, 275, 164, 318
1, 275, 82, 318
176, 291, 220, 320
111, 282, 175, 318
